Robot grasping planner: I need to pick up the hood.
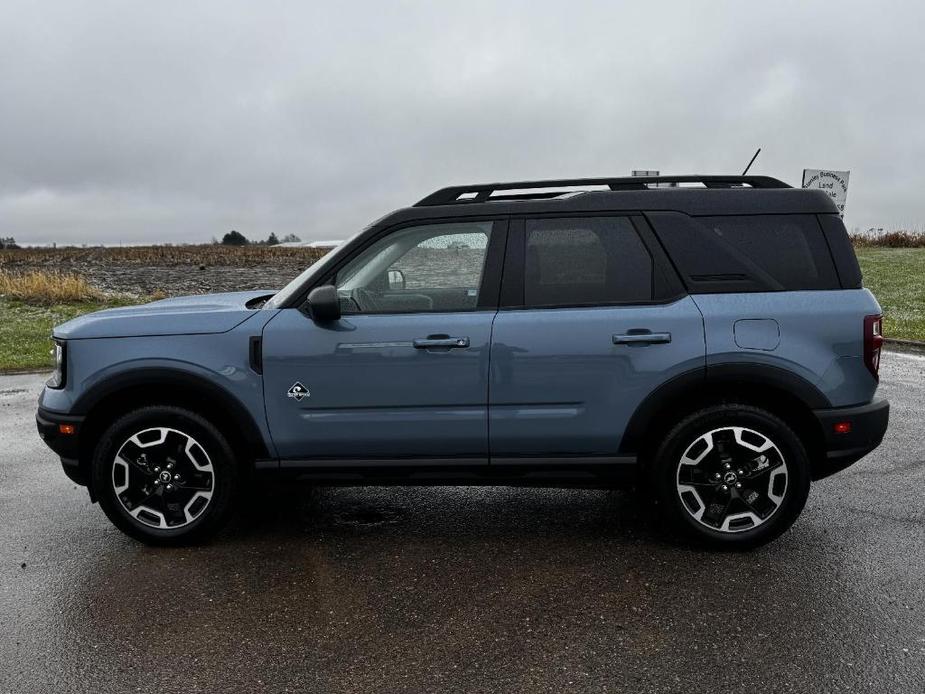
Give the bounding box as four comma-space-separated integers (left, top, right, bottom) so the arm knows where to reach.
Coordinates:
54, 290, 277, 340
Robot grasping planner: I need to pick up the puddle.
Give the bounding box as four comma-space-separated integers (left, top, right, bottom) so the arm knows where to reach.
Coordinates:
333, 506, 405, 527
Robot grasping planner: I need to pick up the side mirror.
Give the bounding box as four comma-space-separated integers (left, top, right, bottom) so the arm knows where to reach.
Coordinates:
305, 285, 341, 322
387, 269, 406, 290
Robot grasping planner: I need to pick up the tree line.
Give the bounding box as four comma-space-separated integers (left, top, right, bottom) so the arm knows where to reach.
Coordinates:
217, 231, 301, 246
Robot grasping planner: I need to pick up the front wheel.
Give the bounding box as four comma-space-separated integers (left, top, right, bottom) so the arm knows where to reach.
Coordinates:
91, 406, 239, 545
653, 404, 811, 549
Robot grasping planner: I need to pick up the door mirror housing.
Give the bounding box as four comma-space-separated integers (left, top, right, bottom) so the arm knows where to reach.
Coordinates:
305, 285, 342, 322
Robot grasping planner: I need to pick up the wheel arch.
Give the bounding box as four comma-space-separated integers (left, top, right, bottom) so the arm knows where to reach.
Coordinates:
74, 368, 270, 489
620, 363, 830, 466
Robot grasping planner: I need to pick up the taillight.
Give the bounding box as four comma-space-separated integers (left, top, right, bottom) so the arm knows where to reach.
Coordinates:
864, 314, 884, 380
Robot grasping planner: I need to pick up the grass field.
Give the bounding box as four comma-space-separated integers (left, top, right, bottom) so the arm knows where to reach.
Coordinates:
0, 247, 922, 372
855, 247, 925, 341
0, 298, 139, 371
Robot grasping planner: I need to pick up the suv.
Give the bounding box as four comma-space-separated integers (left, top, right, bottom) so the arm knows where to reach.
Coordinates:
36, 175, 889, 548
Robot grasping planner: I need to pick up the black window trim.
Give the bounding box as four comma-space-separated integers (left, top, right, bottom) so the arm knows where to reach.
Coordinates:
499, 212, 687, 311
632, 214, 688, 302
815, 213, 861, 289
292, 215, 511, 316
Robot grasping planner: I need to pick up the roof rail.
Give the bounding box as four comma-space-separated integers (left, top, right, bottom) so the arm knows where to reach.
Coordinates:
414, 175, 791, 206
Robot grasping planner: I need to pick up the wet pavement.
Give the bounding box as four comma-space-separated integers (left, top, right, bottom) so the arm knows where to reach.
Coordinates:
1, 351, 924, 693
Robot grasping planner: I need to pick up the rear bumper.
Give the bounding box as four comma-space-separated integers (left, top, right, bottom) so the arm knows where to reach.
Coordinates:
811, 399, 889, 480
36, 407, 87, 486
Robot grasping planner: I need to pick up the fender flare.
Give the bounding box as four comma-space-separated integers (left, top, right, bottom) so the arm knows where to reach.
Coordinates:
73, 366, 270, 458
619, 362, 830, 455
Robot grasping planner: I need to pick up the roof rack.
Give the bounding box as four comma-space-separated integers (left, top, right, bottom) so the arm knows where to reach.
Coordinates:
414, 175, 790, 206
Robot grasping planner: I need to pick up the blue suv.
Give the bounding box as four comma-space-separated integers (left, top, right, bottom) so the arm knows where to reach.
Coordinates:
36, 175, 890, 548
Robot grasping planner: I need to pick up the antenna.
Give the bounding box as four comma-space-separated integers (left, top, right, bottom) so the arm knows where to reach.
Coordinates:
742, 148, 761, 176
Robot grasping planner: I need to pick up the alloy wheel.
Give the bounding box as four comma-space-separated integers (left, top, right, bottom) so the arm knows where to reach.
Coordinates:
112, 427, 215, 529
675, 426, 788, 533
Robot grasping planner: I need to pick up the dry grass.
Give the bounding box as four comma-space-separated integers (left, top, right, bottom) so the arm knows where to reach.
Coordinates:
0, 244, 328, 267
851, 231, 925, 248
0, 269, 104, 304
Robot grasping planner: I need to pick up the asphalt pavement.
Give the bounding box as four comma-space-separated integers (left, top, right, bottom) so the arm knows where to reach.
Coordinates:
1, 351, 924, 693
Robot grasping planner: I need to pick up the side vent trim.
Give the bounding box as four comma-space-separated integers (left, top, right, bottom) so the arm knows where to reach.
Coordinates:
249, 336, 263, 374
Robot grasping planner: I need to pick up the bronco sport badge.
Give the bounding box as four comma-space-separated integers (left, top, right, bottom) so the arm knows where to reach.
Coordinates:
287, 382, 309, 401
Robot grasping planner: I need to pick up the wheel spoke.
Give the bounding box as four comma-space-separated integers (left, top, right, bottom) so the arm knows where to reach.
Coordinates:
118, 451, 154, 478
134, 489, 162, 510
702, 490, 733, 527
738, 486, 776, 518
172, 482, 212, 491
678, 465, 718, 487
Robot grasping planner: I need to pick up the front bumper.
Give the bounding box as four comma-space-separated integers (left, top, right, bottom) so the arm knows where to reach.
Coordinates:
811, 399, 890, 480
36, 407, 86, 486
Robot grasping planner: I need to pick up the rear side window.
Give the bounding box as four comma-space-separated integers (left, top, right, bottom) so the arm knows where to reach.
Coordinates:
648, 212, 839, 293
524, 217, 653, 307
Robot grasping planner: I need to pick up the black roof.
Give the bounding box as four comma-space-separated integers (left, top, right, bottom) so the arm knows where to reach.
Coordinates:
379, 175, 838, 227
415, 175, 790, 206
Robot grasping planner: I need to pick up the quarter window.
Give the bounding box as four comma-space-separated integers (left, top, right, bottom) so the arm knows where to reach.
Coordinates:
696, 215, 837, 290
649, 213, 840, 292
523, 217, 653, 307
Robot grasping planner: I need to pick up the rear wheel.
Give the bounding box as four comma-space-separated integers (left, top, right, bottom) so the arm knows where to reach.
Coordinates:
653, 404, 810, 549
91, 406, 238, 545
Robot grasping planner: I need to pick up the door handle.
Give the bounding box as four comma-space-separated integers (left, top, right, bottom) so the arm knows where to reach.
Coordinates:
613, 332, 672, 345
413, 336, 470, 349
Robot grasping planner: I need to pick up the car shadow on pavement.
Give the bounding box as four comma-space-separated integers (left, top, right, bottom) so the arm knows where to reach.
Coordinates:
229, 482, 669, 546
45, 483, 886, 694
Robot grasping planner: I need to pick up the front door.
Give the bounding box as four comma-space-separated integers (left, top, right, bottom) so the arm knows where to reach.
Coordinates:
489, 215, 706, 460
261, 219, 504, 462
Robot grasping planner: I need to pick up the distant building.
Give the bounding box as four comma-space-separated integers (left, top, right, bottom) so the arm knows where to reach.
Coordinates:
278, 239, 344, 249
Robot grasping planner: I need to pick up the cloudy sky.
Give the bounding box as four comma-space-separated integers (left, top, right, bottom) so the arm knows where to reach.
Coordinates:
1, 1, 923, 245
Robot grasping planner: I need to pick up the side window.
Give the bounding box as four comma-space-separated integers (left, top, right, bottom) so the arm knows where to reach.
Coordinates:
697, 215, 838, 290
649, 213, 840, 293
335, 221, 493, 314
523, 217, 653, 307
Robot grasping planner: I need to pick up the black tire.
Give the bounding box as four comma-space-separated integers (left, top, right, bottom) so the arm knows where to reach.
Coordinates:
652, 404, 810, 550
91, 406, 239, 546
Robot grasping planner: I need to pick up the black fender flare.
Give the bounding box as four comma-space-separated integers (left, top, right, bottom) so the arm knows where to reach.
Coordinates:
73, 367, 270, 459
619, 363, 831, 455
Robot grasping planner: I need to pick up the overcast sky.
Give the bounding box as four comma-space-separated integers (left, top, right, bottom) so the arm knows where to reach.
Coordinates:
1, 1, 923, 245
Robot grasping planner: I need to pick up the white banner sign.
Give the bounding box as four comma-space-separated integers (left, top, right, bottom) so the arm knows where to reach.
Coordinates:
802, 169, 850, 215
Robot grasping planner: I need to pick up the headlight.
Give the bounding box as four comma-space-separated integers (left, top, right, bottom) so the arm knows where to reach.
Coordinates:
47, 339, 66, 389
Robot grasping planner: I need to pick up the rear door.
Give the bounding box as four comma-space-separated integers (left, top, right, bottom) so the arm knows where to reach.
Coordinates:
488, 215, 705, 460
262, 219, 506, 462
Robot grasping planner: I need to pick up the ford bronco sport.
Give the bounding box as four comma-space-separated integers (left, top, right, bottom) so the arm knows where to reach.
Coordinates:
36, 175, 889, 548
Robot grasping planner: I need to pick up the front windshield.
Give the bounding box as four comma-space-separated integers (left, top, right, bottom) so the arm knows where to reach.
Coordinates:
264, 212, 397, 309
264, 234, 356, 309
